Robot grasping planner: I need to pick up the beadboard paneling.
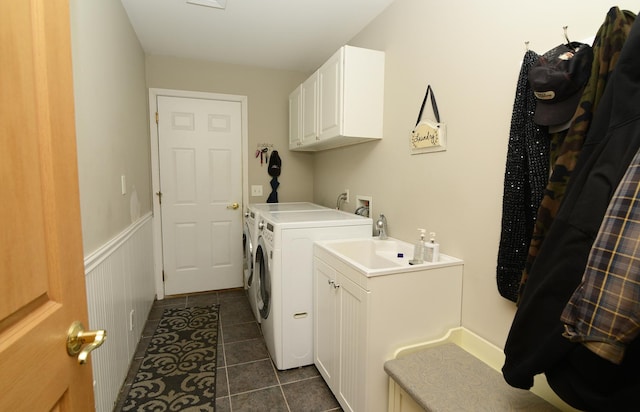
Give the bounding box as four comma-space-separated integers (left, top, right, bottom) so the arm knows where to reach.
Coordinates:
84, 213, 155, 412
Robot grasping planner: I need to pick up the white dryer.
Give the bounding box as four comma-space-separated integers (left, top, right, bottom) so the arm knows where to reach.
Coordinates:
245, 206, 262, 323
254, 209, 372, 370
249, 202, 329, 215
242, 207, 256, 290
246, 202, 329, 324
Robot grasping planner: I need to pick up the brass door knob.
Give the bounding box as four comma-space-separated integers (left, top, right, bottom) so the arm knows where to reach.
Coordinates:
227, 202, 240, 210
66, 321, 107, 365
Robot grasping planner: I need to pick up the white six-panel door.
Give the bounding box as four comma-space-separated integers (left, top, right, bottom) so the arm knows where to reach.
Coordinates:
157, 96, 243, 295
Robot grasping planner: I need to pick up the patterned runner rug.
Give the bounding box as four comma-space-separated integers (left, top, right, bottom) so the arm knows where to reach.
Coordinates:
123, 305, 220, 411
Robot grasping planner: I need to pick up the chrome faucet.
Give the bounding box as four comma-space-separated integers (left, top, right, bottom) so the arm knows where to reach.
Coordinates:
336, 192, 347, 210
376, 214, 388, 239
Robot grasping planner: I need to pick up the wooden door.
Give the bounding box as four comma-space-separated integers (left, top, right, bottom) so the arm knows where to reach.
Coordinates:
0, 0, 96, 410
157, 96, 243, 295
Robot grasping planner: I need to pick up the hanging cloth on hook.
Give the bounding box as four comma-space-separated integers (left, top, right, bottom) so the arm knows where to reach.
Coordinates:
267, 150, 281, 177
266, 177, 279, 203
496, 49, 549, 303
256, 147, 269, 165
519, 7, 637, 296
502, 8, 638, 403
266, 150, 281, 203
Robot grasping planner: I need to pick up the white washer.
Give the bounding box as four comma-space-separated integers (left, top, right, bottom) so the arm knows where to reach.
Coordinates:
254, 209, 372, 370
246, 202, 329, 324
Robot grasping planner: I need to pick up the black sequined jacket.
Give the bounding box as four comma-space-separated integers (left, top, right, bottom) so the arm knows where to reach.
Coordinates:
496, 50, 549, 303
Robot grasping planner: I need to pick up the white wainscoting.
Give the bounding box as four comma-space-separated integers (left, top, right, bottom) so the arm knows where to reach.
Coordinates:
84, 213, 156, 412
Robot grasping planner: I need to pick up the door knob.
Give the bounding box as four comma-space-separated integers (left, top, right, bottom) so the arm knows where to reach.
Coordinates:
227, 202, 240, 210
66, 321, 107, 365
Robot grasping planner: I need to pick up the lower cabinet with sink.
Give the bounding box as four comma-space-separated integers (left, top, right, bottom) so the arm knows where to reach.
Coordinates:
313, 237, 464, 412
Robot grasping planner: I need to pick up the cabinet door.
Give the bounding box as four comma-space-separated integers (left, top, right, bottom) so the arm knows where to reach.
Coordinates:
301, 72, 319, 144
337, 274, 368, 412
314, 258, 338, 387
288, 85, 302, 149
318, 48, 343, 140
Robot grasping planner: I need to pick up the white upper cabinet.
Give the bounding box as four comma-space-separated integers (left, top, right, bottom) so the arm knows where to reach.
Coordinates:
301, 72, 319, 145
318, 50, 341, 140
289, 45, 385, 151
288, 84, 302, 148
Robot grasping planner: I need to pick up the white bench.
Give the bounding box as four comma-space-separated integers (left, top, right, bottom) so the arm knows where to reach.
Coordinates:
384, 327, 575, 411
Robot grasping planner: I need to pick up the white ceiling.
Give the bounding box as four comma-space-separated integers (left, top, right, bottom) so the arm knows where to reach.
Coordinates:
121, 0, 395, 73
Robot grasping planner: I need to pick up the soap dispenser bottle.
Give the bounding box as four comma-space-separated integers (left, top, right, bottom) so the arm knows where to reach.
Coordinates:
424, 232, 440, 262
409, 229, 426, 265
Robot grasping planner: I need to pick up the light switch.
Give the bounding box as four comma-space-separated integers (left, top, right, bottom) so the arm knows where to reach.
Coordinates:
251, 185, 263, 196
121, 175, 127, 195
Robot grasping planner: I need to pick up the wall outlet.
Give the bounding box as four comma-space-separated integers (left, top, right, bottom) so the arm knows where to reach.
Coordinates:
251, 185, 263, 196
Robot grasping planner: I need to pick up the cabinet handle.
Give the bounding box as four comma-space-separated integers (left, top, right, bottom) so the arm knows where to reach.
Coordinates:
333, 283, 341, 289
328, 280, 335, 286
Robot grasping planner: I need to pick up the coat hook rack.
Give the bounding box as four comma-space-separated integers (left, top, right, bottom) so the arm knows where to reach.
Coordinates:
255, 145, 272, 166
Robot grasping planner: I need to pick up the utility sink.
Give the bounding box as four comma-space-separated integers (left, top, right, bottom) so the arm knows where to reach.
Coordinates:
315, 236, 462, 276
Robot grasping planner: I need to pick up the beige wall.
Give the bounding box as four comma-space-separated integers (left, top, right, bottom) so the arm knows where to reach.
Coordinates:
70, 1, 314, 254
145, 55, 314, 205
313, 0, 639, 347
70, 0, 151, 255
69, 0, 638, 350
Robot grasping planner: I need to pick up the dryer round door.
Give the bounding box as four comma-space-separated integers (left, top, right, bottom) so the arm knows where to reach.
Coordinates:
243, 221, 253, 288
255, 237, 271, 320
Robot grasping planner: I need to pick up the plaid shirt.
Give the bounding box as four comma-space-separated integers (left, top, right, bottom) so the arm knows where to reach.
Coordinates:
561, 147, 640, 365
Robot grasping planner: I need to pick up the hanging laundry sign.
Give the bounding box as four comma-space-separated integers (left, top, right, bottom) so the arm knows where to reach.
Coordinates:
410, 85, 447, 154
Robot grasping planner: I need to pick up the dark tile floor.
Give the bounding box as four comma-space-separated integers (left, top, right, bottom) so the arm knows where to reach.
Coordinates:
113, 288, 342, 412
